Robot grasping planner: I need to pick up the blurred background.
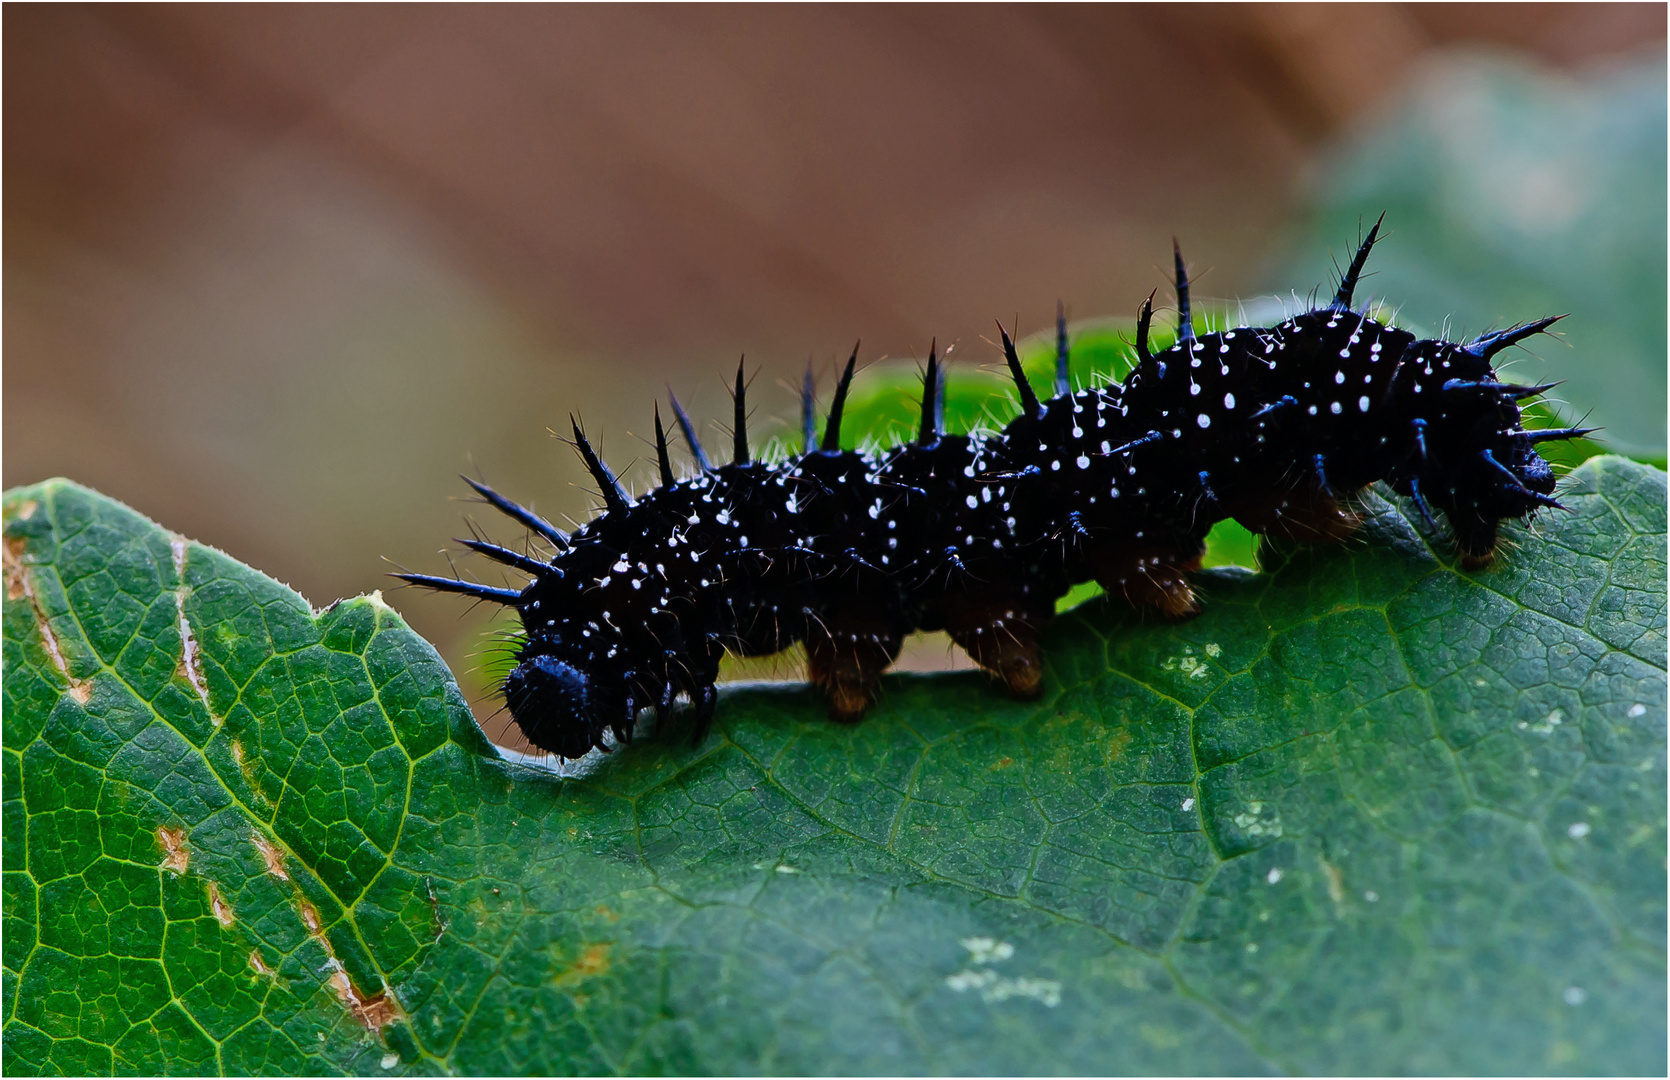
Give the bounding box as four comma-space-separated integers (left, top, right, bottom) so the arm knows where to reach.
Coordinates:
7, 4, 1665, 724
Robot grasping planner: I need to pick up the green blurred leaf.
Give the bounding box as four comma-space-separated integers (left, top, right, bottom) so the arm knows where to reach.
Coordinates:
1282, 52, 1667, 458
4, 465, 1664, 1074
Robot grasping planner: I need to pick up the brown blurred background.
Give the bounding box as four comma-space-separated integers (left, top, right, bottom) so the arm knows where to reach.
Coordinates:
7, 3, 1664, 712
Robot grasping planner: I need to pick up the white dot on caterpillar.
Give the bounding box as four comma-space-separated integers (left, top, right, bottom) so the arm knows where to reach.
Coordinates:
1358, 396, 1370, 412
1051, 460, 1061, 471
966, 495, 978, 509
613, 558, 629, 572
1190, 383, 1201, 396
982, 487, 992, 502
1335, 370, 1345, 384
1219, 343, 1229, 354
1197, 414, 1211, 429
1223, 392, 1235, 409
1076, 455, 1090, 469
1330, 401, 1342, 414
1308, 405, 1318, 415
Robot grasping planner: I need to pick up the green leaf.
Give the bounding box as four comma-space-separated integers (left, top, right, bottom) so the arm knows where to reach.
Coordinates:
3, 464, 1664, 1074
1281, 53, 1667, 460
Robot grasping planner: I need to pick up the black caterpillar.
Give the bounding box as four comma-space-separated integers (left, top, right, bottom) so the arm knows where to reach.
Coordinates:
403, 222, 1589, 759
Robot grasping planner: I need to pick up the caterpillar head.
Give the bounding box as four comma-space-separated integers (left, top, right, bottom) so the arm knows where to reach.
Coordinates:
503, 653, 617, 759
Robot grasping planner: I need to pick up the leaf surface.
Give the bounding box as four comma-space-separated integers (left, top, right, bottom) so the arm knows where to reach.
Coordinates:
3, 462, 1664, 1074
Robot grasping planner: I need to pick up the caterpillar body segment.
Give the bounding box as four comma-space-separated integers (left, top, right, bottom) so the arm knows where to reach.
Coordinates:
409, 229, 1577, 757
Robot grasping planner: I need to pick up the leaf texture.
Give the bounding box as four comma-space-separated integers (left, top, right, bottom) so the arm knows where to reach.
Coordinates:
2, 462, 1663, 1074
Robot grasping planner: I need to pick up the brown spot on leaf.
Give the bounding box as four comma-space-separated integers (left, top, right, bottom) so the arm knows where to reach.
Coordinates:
157, 825, 189, 874
4, 532, 91, 699
16, 500, 38, 521
1322, 857, 1345, 908
593, 904, 619, 923
299, 900, 321, 935
208, 882, 235, 928
559, 942, 613, 985
328, 969, 399, 1031
253, 832, 290, 881
249, 949, 275, 977
1105, 728, 1133, 764
175, 600, 214, 721
4, 536, 25, 600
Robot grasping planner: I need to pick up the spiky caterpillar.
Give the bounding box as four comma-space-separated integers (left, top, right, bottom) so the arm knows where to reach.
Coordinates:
402, 222, 1588, 759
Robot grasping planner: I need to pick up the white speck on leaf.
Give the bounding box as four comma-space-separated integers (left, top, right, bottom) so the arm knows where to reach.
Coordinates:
1628, 703, 1646, 717
1266, 867, 1283, 885
1204, 642, 1221, 658
381, 1053, 399, 1070
1163, 654, 1212, 680
1232, 802, 1282, 839
1567, 821, 1591, 839
1364, 890, 1379, 903
1181, 796, 1195, 812
960, 937, 1015, 965
945, 967, 1060, 1007
1563, 986, 1587, 1006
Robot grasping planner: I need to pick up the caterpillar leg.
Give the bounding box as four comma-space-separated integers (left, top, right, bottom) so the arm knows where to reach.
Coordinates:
806, 612, 904, 722
1092, 546, 1204, 620
1448, 512, 1502, 571
942, 591, 1051, 699
1234, 479, 1361, 545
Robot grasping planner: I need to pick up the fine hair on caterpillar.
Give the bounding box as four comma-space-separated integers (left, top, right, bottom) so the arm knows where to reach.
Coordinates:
401, 217, 1588, 760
